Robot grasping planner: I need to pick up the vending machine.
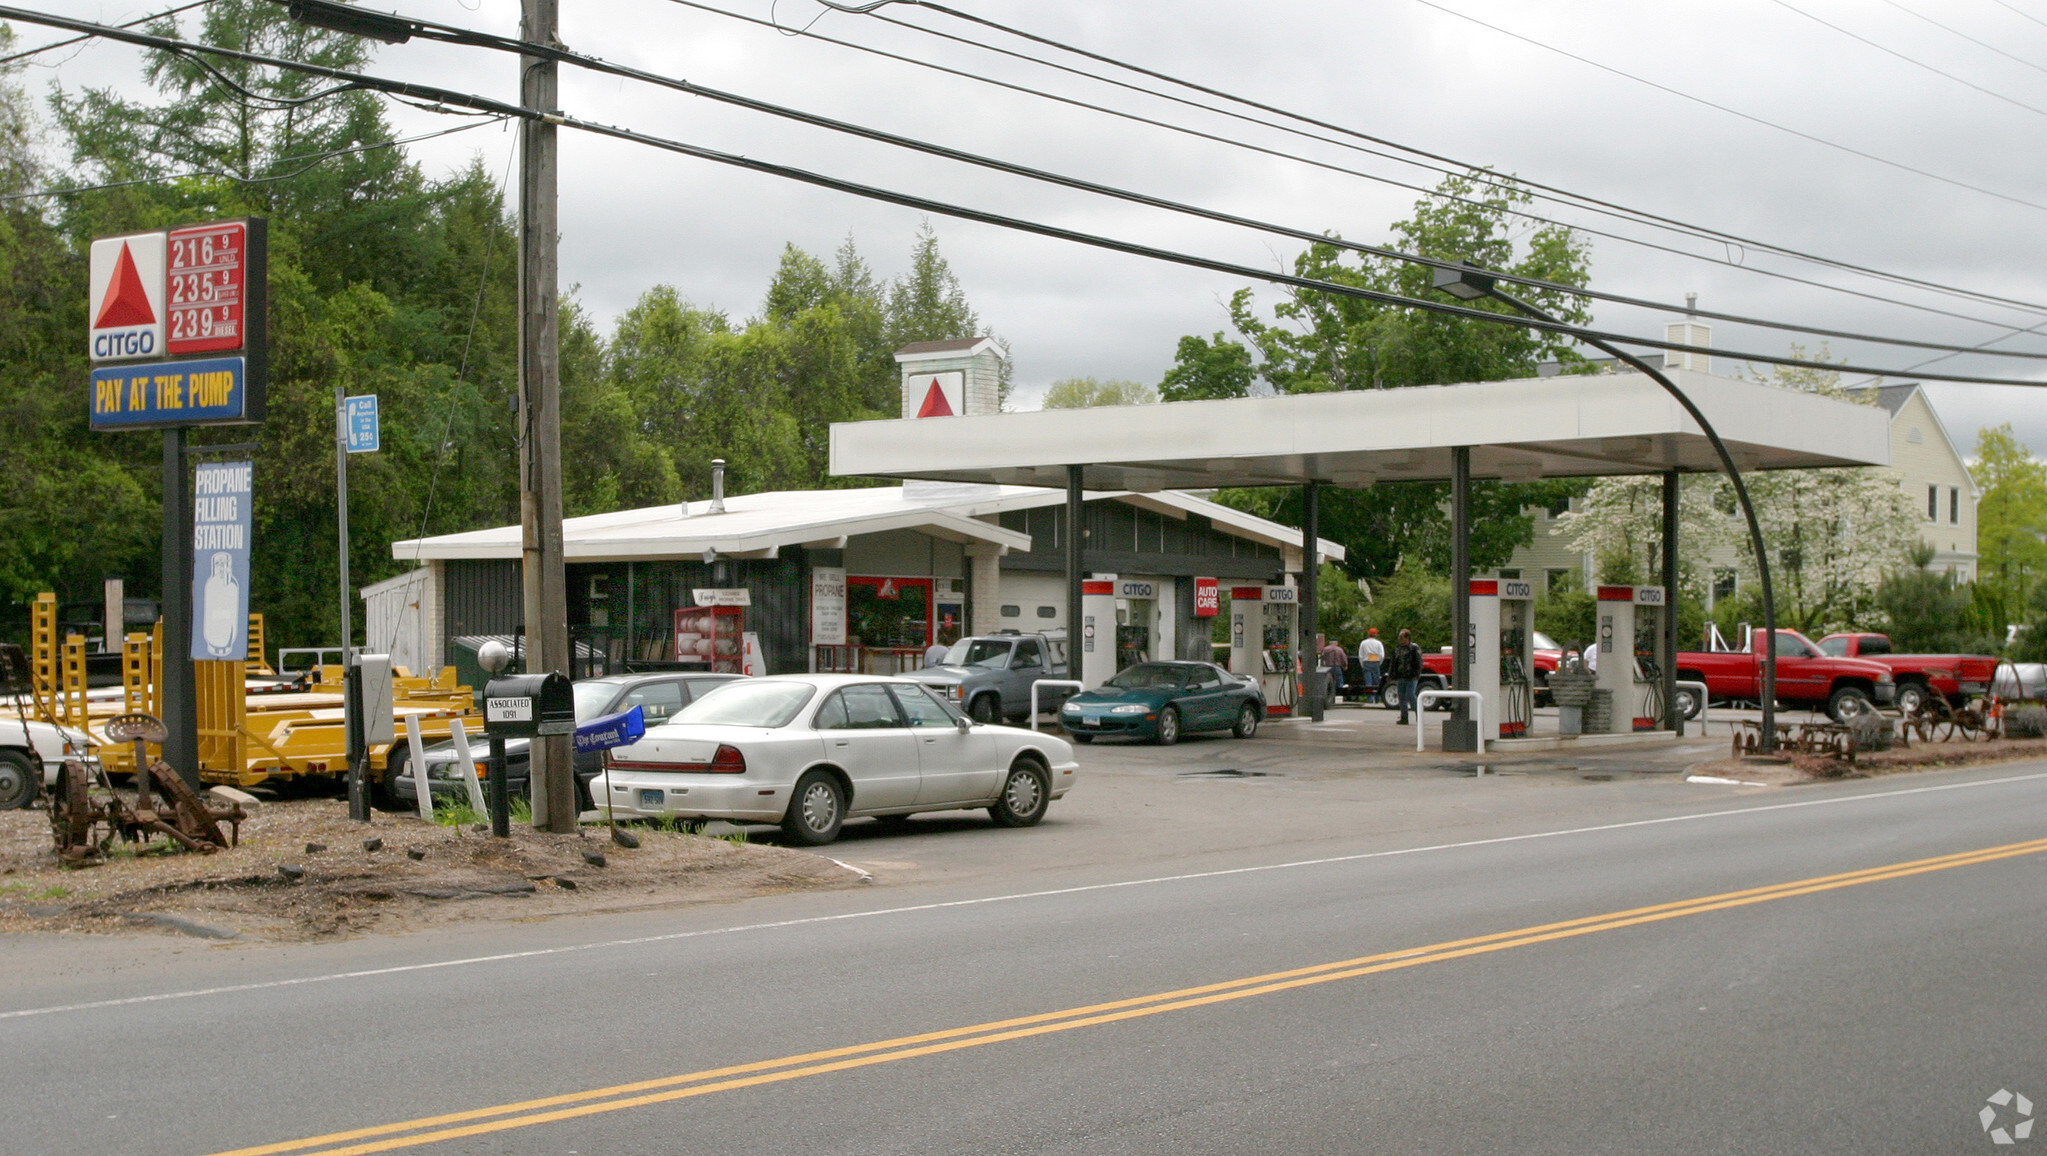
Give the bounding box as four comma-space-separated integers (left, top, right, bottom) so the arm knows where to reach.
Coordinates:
1630, 586, 1668, 732
1469, 577, 1536, 739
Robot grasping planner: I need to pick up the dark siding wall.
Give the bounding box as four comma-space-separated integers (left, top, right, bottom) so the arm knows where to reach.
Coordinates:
1000, 501, 1285, 580
444, 559, 522, 644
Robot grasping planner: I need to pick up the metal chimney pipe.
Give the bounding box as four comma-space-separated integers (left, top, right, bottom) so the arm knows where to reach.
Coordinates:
710, 459, 726, 514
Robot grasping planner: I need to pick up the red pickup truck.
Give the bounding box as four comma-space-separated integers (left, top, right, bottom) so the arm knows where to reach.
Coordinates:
1815, 633, 1997, 714
1407, 631, 1563, 710
1673, 627, 1896, 721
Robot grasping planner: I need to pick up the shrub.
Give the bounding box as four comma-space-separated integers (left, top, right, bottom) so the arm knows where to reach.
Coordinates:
2006, 704, 2047, 739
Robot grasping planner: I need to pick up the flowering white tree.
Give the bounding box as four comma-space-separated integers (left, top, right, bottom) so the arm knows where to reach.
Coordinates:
1555, 350, 1920, 634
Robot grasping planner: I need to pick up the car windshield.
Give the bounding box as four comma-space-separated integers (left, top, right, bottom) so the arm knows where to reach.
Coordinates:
1533, 631, 1560, 652
1107, 664, 1184, 689
944, 639, 1013, 668
673, 680, 814, 728
1818, 637, 1849, 657
572, 681, 619, 721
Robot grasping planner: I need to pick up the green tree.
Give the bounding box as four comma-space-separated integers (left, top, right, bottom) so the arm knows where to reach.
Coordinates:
1041, 377, 1156, 408
1158, 332, 1254, 401
1972, 423, 2047, 634
1874, 545, 1995, 653
884, 220, 1009, 407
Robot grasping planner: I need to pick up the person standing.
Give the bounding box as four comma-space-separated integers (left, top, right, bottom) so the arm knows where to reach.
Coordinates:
923, 637, 950, 667
1358, 627, 1385, 705
1390, 628, 1424, 725
1319, 634, 1350, 702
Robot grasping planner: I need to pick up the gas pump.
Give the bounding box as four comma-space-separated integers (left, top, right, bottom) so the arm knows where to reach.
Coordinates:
1260, 585, 1298, 715
1592, 585, 1636, 735
1631, 586, 1668, 732
1080, 578, 1117, 688
1470, 578, 1536, 739
1227, 585, 1262, 680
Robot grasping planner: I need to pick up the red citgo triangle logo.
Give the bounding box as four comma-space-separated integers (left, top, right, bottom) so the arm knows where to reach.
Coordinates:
915, 378, 954, 417
94, 242, 156, 328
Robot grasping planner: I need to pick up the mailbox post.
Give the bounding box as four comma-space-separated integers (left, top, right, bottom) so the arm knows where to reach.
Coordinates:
481, 671, 574, 838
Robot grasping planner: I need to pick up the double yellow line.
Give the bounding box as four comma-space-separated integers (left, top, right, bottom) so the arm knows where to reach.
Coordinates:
212, 835, 2047, 1156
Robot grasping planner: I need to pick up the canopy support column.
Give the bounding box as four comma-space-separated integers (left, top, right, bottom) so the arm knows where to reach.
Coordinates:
1302, 480, 1322, 721
1663, 470, 1683, 736
1065, 465, 1083, 681
1450, 447, 1472, 745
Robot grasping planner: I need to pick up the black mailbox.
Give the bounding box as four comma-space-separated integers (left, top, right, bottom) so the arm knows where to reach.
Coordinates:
483, 673, 576, 737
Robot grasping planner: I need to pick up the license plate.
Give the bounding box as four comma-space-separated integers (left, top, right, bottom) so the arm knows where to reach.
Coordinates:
1081, 717, 1100, 727
639, 789, 665, 808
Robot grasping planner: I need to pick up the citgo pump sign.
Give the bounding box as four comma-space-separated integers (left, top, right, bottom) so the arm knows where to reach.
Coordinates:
87, 218, 267, 430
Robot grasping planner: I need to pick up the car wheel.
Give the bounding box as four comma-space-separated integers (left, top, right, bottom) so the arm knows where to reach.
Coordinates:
1068, 732, 1093, 744
969, 694, 1000, 725
781, 770, 846, 846
1232, 702, 1261, 740
989, 760, 1049, 827
1673, 685, 1705, 721
0, 750, 36, 810
1154, 706, 1181, 746
1828, 686, 1874, 723
371, 749, 417, 813
1894, 681, 1929, 716
1380, 682, 1402, 712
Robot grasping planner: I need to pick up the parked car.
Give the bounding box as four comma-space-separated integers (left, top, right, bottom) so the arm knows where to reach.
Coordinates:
1816, 632, 1998, 713
1674, 627, 1895, 722
380, 671, 744, 810
597, 673, 1077, 845
1059, 661, 1265, 744
909, 630, 1070, 724
0, 714, 98, 810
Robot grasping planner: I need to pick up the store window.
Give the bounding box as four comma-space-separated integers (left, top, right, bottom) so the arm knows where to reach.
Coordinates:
847, 577, 933, 649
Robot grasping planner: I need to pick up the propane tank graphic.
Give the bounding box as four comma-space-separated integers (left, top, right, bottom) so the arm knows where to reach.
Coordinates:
201, 551, 240, 657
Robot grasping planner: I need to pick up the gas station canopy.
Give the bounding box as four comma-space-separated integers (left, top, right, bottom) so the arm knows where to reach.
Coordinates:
830, 368, 1892, 490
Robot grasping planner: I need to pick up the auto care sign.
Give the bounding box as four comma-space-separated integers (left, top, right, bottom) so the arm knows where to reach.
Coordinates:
1193, 577, 1219, 617
88, 218, 267, 430
190, 460, 252, 661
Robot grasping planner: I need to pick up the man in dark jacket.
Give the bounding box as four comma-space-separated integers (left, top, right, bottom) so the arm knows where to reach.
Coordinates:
1390, 628, 1424, 725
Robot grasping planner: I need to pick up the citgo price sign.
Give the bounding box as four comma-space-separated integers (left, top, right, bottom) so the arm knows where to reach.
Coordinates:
166, 221, 251, 356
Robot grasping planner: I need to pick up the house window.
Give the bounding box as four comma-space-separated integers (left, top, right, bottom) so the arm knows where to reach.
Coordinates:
1499, 569, 1521, 579
1950, 487, 1960, 525
1547, 497, 1572, 518
1546, 569, 1572, 594
1713, 569, 1738, 603
1928, 484, 1939, 521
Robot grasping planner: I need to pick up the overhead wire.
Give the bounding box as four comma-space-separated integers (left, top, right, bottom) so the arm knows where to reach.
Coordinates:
665, 0, 2047, 339
1766, 0, 2047, 119
2, 113, 506, 201
11, 4, 2046, 388
332, 2, 2047, 362
0, 0, 212, 67
799, 0, 2047, 322
1876, 0, 2047, 79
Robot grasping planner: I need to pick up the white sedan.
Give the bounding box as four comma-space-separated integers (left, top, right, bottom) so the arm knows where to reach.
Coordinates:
0, 715, 97, 810
598, 673, 1080, 846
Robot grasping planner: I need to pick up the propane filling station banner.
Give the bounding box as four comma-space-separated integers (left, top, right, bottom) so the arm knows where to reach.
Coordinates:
191, 459, 253, 661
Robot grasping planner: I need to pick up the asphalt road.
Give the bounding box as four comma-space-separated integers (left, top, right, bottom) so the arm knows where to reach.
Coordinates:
7, 750, 2047, 1154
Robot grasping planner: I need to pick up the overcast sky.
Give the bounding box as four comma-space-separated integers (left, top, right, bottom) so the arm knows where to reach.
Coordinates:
25, 0, 2047, 453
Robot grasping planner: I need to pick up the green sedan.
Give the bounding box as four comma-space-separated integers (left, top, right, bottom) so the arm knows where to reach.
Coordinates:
1059, 661, 1267, 745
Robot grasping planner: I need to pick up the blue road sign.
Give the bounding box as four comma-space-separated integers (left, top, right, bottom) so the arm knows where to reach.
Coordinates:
573, 705, 646, 755
344, 394, 380, 453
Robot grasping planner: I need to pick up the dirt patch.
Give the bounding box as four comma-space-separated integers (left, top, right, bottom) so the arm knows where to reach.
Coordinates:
1687, 737, 2047, 785
0, 797, 860, 941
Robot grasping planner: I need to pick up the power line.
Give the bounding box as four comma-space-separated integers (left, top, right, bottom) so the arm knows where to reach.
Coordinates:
354, 3, 2047, 362
0, 0, 211, 67
805, 0, 2047, 323
1405, 0, 2047, 215
1878, 0, 2047, 79
1768, 0, 2047, 119
667, 0, 2047, 339
1990, 0, 2047, 31
16, 4, 2046, 388
2, 113, 504, 201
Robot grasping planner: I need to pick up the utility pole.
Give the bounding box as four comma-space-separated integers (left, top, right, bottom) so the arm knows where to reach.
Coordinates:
519, 0, 573, 832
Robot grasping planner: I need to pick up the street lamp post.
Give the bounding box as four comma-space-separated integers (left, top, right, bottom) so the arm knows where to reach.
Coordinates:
1432, 262, 1779, 753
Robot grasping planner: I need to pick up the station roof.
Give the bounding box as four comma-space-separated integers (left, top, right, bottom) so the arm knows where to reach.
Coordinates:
390, 482, 1342, 563
829, 369, 1893, 492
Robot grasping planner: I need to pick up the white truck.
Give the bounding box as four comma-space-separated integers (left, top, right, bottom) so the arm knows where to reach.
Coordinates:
0, 714, 98, 810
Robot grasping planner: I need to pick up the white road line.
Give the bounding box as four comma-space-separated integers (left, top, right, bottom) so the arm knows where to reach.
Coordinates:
7, 767, 2044, 1022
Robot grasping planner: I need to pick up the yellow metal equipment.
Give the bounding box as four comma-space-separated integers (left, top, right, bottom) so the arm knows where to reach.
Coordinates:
8, 591, 481, 788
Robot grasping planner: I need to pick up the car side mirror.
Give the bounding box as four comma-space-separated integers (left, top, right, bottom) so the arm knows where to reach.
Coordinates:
955, 715, 972, 734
